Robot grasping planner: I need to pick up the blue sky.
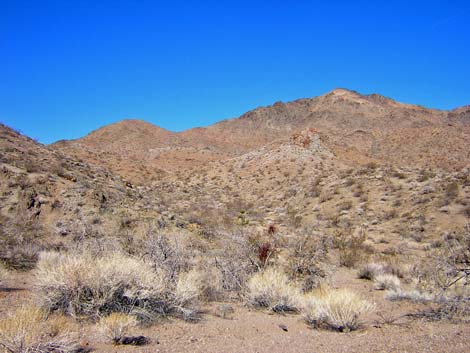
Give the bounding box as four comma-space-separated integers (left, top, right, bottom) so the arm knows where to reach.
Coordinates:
1, 0, 469, 143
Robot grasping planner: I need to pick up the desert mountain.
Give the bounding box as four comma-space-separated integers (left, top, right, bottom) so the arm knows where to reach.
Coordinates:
51, 89, 470, 184
1, 90, 470, 353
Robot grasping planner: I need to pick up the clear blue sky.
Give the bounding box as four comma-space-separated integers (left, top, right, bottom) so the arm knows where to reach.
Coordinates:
1, 1, 469, 143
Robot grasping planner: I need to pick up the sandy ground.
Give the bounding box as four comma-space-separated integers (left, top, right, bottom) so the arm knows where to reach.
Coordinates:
1, 272, 470, 353
93, 307, 470, 353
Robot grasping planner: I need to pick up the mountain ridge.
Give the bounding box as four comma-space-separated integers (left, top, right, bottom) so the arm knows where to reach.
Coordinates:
49, 88, 462, 145
48, 88, 470, 183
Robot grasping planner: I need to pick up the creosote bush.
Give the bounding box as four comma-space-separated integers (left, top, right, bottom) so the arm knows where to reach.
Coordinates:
212, 231, 258, 292
335, 229, 368, 268
246, 267, 302, 312
0, 208, 43, 270
303, 289, 374, 332
288, 233, 331, 291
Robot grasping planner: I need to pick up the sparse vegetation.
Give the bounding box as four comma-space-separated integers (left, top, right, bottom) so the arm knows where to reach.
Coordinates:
0, 306, 78, 353
335, 229, 368, 268
34, 250, 192, 320
374, 274, 401, 291
99, 313, 137, 345
2, 88, 470, 351
357, 263, 384, 280
246, 267, 302, 312
303, 289, 374, 332
288, 232, 331, 290
385, 289, 432, 303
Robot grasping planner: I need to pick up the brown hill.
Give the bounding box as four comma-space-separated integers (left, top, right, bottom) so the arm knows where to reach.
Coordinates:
2, 93, 470, 353
51, 89, 470, 183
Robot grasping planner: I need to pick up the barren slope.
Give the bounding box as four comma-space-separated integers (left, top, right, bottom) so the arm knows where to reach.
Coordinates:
51, 89, 470, 184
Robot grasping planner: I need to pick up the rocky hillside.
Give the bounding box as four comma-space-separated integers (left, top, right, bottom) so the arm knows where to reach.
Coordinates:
2, 89, 470, 255
51, 89, 470, 184
1, 92, 470, 353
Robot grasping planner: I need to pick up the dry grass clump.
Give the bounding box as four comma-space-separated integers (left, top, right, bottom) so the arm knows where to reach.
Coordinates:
246, 267, 302, 312
374, 274, 401, 291
34, 251, 170, 320
0, 306, 78, 353
175, 267, 221, 306
357, 263, 384, 280
99, 313, 137, 345
385, 289, 432, 303
358, 261, 408, 281
303, 289, 374, 332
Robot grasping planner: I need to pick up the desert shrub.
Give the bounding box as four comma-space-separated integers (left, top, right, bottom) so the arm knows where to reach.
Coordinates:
462, 206, 470, 218
256, 242, 275, 266
99, 313, 137, 345
0, 208, 43, 270
417, 169, 435, 182
319, 191, 333, 203
143, 232, 190, 282
335, 229, 368, 268
246, 268, 302, 313
0, 306, 78, 353
445, 181, 460, 200
365, 162, 378, 171
308, 183, 322, 198
23, 159, 42, 173
0, 244, 40, 271
357, 263, 384, 280
374, 274, 401, 291
337, 201, 353, 211
288, 233, 331, 290
383, 209, 397, 220
249, 228, 285, 268
407, 228, 470, 319
212, 231, 260, 292
34, 251, 173, 320
392, 170, 406, 179
383, 261, 408, 279
427, 297, 470, 322
385, 289, 432, 303
175, 267, 221, 307
344, 177, 355, 187
303, 289, 374, 332
174, 271, 203, 308
413, 230, 470, 296
302, 294, 324, 328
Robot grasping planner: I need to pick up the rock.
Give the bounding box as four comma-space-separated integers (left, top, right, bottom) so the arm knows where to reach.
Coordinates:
439, 206, 449, 213
118, 336, 150, 346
